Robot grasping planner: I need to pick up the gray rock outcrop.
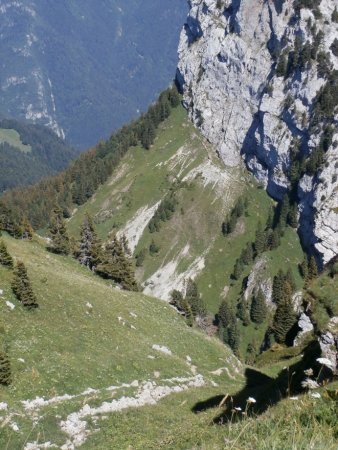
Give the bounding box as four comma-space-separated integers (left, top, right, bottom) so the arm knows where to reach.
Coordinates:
177, 0, 338, 264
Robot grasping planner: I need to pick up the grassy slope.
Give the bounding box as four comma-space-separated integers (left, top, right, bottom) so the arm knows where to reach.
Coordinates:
0, 235, 336, 450
0, 234, 241, 448
68, 106, 305, 359
0, 128, 31, 153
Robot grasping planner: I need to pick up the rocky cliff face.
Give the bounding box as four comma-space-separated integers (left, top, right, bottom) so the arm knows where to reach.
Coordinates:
177, 0, 338, 264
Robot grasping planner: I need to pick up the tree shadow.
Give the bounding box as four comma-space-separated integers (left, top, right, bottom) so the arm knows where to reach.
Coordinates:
192, 340, 323, 424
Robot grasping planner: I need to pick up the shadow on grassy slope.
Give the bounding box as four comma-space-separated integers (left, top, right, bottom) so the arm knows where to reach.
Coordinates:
192, 340, 324, 424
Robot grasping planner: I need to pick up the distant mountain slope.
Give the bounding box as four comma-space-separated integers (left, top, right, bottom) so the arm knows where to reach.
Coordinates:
0, 0, 187, 149
0, 118, 77, 191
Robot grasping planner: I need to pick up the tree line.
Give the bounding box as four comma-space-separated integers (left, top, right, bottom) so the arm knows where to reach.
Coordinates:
0, 85, 180, 234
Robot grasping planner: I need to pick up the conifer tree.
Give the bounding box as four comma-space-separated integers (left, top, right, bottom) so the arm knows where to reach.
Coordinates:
48, 206, 70, 255
21, 216, 34, 240
227, 321, 240, 356
288, 203, 298, 228
78, 214, 102, 270
0, 350, 11, 385
272, 299, 295, 344
278, 195, 290, 230
170, 290, 194, 326
0, 240, 14, 268
11, 261, 38, 308
237, 296, 250, 326
233, 259, 244, 280
96, 236, 138, 291
185, 278, 206, 318
286, 267, 296, 292
250, 289, 268, 324
218, 299, 235, 329
308, 255, 318, 280
272, 270, 285, 305
241, 243, 254, 265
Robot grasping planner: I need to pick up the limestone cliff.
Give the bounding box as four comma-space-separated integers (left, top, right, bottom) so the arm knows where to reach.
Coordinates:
177, 0, 338, 264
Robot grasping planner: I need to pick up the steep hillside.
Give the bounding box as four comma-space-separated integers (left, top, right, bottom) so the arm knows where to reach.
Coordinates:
0, 234, 241, 449
0, 0, 187, 149
0, 118, 77, 191
0, 238, 337, 450
68, 105, 305, 358
177, 0, 338, 264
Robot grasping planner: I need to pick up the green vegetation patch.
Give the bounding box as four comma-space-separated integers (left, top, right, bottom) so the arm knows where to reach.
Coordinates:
0, 128, 31, 153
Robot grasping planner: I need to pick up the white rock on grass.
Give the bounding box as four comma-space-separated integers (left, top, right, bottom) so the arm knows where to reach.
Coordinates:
6, 301, 15, 310
152, 345, 172, 356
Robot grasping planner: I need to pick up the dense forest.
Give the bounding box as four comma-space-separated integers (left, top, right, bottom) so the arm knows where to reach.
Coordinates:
0, 86, 180, 233
0, 119, 77, 191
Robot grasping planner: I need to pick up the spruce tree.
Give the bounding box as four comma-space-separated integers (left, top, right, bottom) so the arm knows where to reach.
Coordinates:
308, 255, 318, 280
11, 261, 38, 309
233, 259, 244, 280
272, 299, 295, 344
0, 240, 14, 268
0, 350, 11, 385
48, 206, 70, 255
185, 279, 206, 318
237, 296, 250, 326
272, 270, 285, 305
227, 321, 240, 356
96, 236, 138, 291
78, 214, 102, 270
250, 289, 268, 324
285, 268, 296, 292
21, 216, 34, 240
218, 299, 235, 329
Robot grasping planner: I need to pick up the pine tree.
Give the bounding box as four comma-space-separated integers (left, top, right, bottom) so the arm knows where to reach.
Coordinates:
308, 255, 318, 280
272, 299, 295, 344
48, 206, 70, 255
185, 279, 206, 318
241, 243, 254, 265
0, 240, 14, 268
250, 289, 268, 324
237, 296, 250, 326
78, 214, 102, 270
278, 195, 290, 230
0, 350, 11, 385
227, 321, 240, 356
170, 289, 194, 326
218, 299, 235, 329
96, 236, 138, 291
272, 270, 285, 305
233, 259, 244, 280
21, 216, 34, 240
288, 203, 298, 228
285, 267, 296, 292
170, 289, 184, 311
11, 261, 39, 309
